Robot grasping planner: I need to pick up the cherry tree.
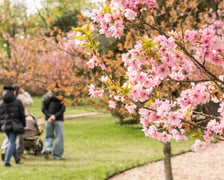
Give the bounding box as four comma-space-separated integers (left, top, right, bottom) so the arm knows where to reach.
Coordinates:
73, 0, 224, 179
0, 27, 94, 106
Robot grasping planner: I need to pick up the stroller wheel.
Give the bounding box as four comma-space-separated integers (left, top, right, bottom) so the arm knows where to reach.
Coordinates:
34, 139, 43, 156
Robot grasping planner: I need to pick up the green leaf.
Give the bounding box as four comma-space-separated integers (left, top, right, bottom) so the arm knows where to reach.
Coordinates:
74, 36, 86, 41
137, 37, 157, 49
121, 87, 131, 96
190, 132, 200, 138
144, 99, 154, 107
73, 27, 86, 34
102, 2, 111, 14
185, 105, 192, 118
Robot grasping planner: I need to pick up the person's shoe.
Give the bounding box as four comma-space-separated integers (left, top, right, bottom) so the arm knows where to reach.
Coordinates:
43, 150, 51, 159
53, 156, 64, 160
1, 152, 5, 162
15, 158, 21, 164
4, 163, 11, 167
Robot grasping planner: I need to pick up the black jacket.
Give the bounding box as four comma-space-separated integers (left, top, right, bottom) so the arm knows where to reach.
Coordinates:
0, 90, 26, 132
41, 92, 65, 121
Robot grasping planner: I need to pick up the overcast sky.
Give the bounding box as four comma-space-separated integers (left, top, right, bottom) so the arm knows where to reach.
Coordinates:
0, 0, 43, 16
23, 0, 43, 16
25, 0, 106, 16
7, 0, 105, 16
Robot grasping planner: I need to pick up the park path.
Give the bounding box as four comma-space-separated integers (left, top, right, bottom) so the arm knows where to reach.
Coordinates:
36, 112, 98, 125
109, 141, 224, 180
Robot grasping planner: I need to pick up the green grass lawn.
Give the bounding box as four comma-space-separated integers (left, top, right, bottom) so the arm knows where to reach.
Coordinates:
0, 113, 194, 180
0, 97, 195, 180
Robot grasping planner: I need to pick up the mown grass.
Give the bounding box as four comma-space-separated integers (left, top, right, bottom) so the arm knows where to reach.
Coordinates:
0, 97, 195, 180
0, 113, 195, 180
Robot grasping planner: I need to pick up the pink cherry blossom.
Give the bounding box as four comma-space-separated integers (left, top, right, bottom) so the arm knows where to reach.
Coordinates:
169, 128, 187, 142
156, 100, 171, 116
139, 108, 153, 120
128, 84, 149, 102
125, 103, 137, 113
104, 14, 112, 23
167, 112, 182, 127
99, 61, 106, 70
124, 9, 137, 20
157, 64, 170, 78
218, 101, 224, 117
109, 100, 117, 109
206, 119, 224, 135
101, 76, 109, 83
191, 139, 209, 152
87, 55, 98, 69
88, 84, 104, 98
114, 95, 124, 102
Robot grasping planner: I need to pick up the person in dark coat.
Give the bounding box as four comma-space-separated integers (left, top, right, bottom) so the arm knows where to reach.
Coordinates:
0, 86, 25, 166
41, 87, 65, 160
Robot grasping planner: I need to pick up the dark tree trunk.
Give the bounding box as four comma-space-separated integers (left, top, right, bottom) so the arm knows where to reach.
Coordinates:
163, 142, 173, 180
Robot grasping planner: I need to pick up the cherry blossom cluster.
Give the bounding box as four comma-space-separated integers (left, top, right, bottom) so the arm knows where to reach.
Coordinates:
192, 119, 224, 152
177, 83, 210, 109
88, 84, 104, 98
119, 30, 224, 150
139, 100, 187, 143
191, 139, 210, 153
91, 0, 156, 38
184, 26, 224, 68
110, 0, 157, 12
63, 31, 84, 50
74, 1, 224, 152
86, 54, 106, 70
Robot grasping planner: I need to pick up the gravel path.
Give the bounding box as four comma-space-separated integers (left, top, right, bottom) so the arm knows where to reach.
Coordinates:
37, 112, 98, 125
109, 141, 224, 180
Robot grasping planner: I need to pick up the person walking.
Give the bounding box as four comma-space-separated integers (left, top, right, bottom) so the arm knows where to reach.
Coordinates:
1, 86, 33, 160
0, 86, 26, 166
41, 86, 65, 160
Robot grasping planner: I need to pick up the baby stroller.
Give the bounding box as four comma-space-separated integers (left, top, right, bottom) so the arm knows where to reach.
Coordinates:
23, 115, 43, 155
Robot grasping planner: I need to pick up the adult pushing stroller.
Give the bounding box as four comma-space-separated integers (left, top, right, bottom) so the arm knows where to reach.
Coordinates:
23, 115, 43, 155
